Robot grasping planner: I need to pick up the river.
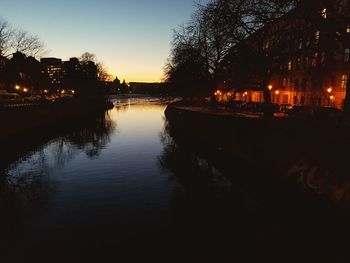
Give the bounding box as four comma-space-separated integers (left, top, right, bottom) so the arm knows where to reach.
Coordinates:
0, 97, 349, 262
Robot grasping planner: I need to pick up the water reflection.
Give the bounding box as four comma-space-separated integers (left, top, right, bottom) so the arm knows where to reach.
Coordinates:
287, 161, 350, 202
159, 120, 232, 194
160, 119, 350, 262
0, 111, 116, 246
1, 99, 350, 262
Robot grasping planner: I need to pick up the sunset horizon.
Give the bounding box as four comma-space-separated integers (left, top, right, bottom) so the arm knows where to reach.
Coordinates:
0, 0, 210, 83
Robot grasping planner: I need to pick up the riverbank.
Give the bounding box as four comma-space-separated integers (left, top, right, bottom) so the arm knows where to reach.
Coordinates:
165, 103, 350, 203
0, 99, 113, 141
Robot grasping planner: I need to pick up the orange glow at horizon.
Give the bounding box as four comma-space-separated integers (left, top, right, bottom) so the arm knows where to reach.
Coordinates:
108, 63, 164, 83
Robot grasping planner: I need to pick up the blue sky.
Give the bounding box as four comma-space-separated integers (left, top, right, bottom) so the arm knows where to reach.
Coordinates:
0, 0, 209, 82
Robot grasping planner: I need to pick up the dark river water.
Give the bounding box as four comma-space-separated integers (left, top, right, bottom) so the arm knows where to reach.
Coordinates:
1, 97, 350, 262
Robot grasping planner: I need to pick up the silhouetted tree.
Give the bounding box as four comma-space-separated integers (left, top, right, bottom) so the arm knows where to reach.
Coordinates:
166, 0, 298, 107
0, 19, 13, 58
11, 30, 45, 57
96, 62, 112, 82
80, 52, 96, 64
164, 38, 210, 99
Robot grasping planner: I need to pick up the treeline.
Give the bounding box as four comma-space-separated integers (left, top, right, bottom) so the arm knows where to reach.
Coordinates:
164, 0, 299, 99
165, 0, 350, 113
0, 18, 115, 99
0, 18, 45, 58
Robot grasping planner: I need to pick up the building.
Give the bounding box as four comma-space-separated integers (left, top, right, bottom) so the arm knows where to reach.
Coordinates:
224, 0, 350, 109
41, 57, 64, 91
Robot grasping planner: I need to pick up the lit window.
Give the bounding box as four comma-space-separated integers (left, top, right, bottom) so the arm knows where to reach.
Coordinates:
298, 40, 303, 49
263, 41, 270, 50
321, 8, 327, 19
341, 74, 348, 89
315, 31, 320, 40
345, 48, 350, 62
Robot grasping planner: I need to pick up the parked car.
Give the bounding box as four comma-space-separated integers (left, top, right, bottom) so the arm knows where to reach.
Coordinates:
279, 104, 293, 113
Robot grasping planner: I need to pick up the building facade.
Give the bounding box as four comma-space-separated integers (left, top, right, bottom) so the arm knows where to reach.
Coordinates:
41, 57, 64, 91
226, 0, 350, 109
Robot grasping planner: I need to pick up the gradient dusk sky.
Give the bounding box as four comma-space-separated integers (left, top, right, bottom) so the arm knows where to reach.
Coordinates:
0, 0, 209, 82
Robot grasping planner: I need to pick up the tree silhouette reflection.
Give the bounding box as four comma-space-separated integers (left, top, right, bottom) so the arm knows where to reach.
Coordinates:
158, 120, 350, 262
0, 112, 116, 247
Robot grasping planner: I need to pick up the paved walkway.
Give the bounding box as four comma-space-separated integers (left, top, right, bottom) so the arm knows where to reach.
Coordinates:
173, 105, 280, 119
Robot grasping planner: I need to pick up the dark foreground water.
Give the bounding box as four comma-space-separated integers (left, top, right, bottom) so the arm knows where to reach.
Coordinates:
1, 98, 350, 262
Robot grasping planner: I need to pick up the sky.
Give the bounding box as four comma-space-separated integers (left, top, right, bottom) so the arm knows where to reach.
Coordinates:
0, 0, 209, 82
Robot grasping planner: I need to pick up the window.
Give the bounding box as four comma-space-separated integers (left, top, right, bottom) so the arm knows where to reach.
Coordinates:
312, 53, 318, 67
283, 78, 287, 87
298, 40, 303, 49
296, 57, 302, 70
321, 8, 327, 19
288, 60, 292, 71
341, 74, 348, 89
263, 41, 270, 50
345, 48, 350, 62
315, 31, 320, 40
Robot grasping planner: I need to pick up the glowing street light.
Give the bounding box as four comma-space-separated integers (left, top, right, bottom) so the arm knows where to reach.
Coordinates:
268, 85, 273, 91
275, 90, 280, 95
327, 88, 332, 93
43, 89, 49, 94
215, 90, 222, 96
15, 85, 20, 91
23, 88, 29, 93
330, 95, 335, 100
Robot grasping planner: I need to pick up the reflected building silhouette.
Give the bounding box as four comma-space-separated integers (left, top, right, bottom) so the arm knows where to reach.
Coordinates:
159, 120, 232, 193
159, 119, 350, 262
0, 111, 116, 241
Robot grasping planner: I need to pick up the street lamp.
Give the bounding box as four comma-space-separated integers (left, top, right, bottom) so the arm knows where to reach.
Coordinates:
15, 85, 20, 91
327, 88, 332, 93
23, 88, 29, 93
268, 85, 273, 91
275, 90, 280, 95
